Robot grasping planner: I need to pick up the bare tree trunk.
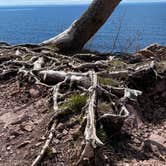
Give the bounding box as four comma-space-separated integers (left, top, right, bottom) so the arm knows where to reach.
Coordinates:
42, 0, 121, 51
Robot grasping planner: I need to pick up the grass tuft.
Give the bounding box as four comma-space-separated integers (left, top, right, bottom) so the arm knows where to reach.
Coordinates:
99, 77, 119, 86
97, 128, 107, 142
60, 93, 87, 113
109, 59, 127, 71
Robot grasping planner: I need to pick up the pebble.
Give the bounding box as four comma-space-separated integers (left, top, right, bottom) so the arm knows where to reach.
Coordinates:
62, 129, 68, 135
134, 138, 141, 144
9, 135, 15, 140
36, 100, 43, 108
21, 124, 33, 132
54, 139, 60, 144
143, 133, 150, 138
29, 88, 39, 98
51, 147, 57, 154
6, 145, 11, 151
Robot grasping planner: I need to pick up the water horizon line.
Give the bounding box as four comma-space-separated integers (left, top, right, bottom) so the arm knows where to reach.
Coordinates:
0, 1, 166, 8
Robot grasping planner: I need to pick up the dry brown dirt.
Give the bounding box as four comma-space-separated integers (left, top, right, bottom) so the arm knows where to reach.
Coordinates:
0, 44, 166, 166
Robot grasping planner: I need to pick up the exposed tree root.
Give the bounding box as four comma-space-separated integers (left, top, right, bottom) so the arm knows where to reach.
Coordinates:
1, 44, 164, 165
78, 71, 103, 164
99, 87, 142, 123
31, 79, 67, 166
31, 122, 57, 166
72, 61, 108, 71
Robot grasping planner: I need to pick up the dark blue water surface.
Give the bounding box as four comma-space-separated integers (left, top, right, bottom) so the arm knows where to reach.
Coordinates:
0, 2, 165, 52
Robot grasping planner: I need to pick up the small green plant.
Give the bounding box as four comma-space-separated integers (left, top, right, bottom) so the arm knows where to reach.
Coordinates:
46, 147, 54, 157
97, 128, 107, 142
24, 54, 33, 61
47, 108, 54, 113
100, 102, 110, 112
60, 93, 87, 113
99, 77, 119, 86
108, 59, 127, 71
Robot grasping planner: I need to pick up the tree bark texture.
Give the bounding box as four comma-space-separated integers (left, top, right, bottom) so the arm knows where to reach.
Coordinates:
42, 0, 121, 51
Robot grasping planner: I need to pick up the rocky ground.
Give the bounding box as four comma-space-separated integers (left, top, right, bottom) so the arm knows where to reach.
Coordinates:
0, 43, 165, 166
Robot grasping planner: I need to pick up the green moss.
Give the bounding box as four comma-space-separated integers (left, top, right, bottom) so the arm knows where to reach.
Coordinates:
47, 108, 54, 113
70, 94, 87, 112
99, 77, 119, 86
24, 54, 33, 61
78, 114, 84, 123
46, 147, 54, 157
108, 59, 127, 71
60, 93, 87, 113
100, 102, 110, 112
97, 128, 107, 142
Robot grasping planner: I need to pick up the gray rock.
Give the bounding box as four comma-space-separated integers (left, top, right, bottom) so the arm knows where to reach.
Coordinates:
29, 88, 40, 98
143, 134, 166, 158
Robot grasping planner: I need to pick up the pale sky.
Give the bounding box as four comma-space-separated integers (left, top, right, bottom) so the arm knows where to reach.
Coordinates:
0, 0, 166, 6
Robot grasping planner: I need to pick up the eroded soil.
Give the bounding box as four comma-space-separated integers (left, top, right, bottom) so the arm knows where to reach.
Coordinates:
0, 44, 166, 166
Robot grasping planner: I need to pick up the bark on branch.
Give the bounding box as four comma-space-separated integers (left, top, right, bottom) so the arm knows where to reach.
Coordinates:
42, 0, 121, 51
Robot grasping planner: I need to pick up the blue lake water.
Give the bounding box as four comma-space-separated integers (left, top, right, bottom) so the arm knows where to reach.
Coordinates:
0, 2, 165, 53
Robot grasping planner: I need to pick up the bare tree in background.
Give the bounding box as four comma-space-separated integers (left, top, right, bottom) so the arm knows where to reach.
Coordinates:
42, 0, 122, 51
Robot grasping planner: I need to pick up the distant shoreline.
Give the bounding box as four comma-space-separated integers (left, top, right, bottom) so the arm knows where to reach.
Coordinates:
0, 2, 166, 8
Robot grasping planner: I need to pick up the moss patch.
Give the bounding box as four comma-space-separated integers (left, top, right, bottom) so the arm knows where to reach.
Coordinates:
108, 59, 127, 71
99, 77, 119, 86
60, 93, 88, 113
99, 102, 110, 112
97, 128, 107, 142
45, 147, 54, 158
24, 54, 33, 61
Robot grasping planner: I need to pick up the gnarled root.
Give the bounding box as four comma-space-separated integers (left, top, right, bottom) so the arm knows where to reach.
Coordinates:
78, 71, 103, 165
31, 80, 66, 166
32, 70, 91, 88
99, 87, 142, 135
0, 46, 150, 166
